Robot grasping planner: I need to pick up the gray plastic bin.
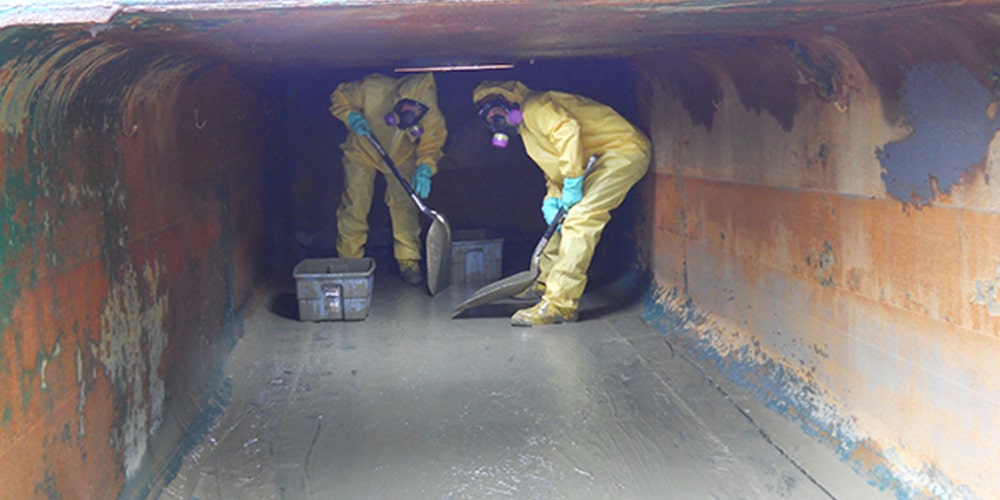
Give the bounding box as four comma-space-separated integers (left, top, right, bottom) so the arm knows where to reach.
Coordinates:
293, 257, 376, 321
450, 229, 503, 285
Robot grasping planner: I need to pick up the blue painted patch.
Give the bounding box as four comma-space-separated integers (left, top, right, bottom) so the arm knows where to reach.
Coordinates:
877, 62, 1000, 204
641, 284, 972, 499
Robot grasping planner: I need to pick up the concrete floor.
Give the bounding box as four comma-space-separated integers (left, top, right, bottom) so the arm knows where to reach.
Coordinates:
161, 259, 893, 500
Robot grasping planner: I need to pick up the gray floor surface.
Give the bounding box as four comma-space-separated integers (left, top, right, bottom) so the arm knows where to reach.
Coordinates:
161, 263, 893, 500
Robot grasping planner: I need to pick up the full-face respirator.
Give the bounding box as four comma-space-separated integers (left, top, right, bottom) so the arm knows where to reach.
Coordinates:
476, 95, 523, 148
384, 98, 429, 137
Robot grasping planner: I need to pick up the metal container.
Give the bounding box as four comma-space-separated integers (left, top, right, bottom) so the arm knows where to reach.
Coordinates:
450, 229, 504, 285
293, 258, 376, 321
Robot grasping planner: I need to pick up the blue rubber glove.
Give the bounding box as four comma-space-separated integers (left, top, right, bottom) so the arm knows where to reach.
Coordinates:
412, 163, 432, 199
347, 111, 371, 137
561, 175, 584, 209
541, 197, 565, 225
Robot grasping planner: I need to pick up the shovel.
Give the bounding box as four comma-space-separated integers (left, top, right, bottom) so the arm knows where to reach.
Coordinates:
453, 156, 597, 315
366, 135, 452, 296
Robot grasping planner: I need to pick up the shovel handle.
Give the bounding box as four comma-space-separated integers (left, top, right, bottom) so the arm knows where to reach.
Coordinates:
365, 134, 430, 213
546, 156, 599, 233
532, 155, 599, 255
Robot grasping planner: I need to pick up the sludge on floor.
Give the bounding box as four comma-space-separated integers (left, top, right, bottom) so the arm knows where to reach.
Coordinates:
161, 260, 892, 500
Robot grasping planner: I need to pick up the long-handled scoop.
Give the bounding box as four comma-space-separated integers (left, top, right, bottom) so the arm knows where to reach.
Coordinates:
453, 156, 597, 315
366, 135, 452, 296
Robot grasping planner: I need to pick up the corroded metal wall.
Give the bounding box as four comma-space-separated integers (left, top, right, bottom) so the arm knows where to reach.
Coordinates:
638, 7, 1000, 498
0, 27, 269, 498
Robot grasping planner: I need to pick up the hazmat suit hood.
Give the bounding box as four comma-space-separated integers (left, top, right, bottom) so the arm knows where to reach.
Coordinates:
395, 72, 439, 106
473, 80, 533, 107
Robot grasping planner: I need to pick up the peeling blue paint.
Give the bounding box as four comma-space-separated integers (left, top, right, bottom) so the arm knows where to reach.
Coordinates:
640, 284, 971, 499
32, 466, 58, 499
877, 62, 1000, 204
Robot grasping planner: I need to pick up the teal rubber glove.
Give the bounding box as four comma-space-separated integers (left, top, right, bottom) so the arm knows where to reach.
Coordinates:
541, 197, 565, 225
347, 111, 371, 137
412, 163, 432, 199
562, 175, 584, 209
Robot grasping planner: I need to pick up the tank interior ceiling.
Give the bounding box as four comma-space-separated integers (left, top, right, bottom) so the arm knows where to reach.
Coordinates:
12, 0, 948, 70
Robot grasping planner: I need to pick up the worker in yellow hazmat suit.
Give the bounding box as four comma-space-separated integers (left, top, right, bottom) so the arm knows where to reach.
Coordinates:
473, 81, 651, 326
330, 73, 447, 285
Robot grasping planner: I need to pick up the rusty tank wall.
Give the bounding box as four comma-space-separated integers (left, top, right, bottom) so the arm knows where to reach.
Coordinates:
0, 27, 275, 498
637, 6, 1000, 499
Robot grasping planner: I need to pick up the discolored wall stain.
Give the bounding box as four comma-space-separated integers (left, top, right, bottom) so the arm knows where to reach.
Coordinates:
971, 264, 1000, 316
806, 240, 836, 287
877, 62, 1000, 205
94, 261, 168, 479
38, 340, 61, 391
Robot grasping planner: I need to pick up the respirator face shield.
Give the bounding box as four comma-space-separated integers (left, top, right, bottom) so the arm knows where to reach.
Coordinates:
385, 99, 429, 137
476, 94, 522, 148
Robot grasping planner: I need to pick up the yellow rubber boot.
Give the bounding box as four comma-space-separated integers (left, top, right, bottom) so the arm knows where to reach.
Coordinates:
511, 281, 546, 301
399, 259, 423, 286
510, 298, 578, 327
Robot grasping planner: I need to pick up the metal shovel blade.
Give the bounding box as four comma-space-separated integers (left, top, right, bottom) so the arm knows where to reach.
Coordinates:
452, 156, 598, 315
453, 223, 547, 315
364, 134, 453, 296
425, 210, 451, 296
452, 269, 536, 315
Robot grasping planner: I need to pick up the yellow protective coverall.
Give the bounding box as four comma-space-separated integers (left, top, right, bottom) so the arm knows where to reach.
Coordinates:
473, 81, 651, 316
329, 73, 446, 265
